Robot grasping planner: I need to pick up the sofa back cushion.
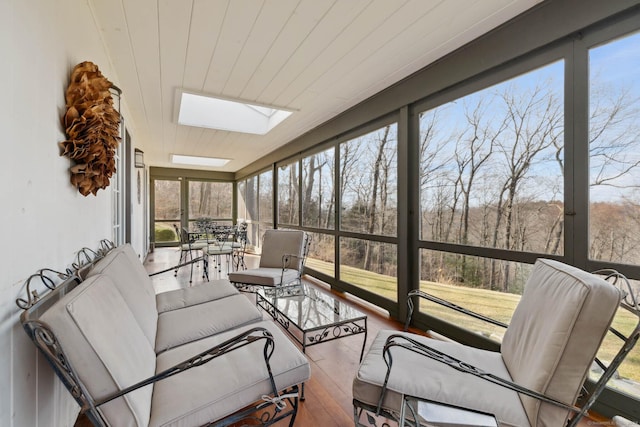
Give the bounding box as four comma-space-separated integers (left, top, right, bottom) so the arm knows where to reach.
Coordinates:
86, 244, 158, 346
41, 274, 155, 427
501, 259, 621, 426
259, 230, 306, 270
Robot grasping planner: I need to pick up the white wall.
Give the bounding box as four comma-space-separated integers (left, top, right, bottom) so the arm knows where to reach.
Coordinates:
0, 1, 145, 425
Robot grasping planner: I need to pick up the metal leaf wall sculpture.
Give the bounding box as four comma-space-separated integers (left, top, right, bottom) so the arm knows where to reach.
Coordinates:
59, 61, 121, 196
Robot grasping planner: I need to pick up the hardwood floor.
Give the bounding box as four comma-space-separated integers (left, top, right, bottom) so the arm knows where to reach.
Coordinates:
75, 247, 609, 427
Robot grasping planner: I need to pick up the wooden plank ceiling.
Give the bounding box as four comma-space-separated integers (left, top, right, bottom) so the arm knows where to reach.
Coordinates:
89, 0, 541, 172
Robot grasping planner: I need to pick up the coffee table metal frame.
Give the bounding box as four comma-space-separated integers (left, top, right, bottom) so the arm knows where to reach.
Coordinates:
256, 285, 368, 361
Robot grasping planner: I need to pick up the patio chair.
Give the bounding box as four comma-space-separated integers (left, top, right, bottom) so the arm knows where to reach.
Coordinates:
353, 259, 640, 427
228, 229, 311, 293
202, 225, 234, 278
173, 225, 207, 283
232, 224, 248, 271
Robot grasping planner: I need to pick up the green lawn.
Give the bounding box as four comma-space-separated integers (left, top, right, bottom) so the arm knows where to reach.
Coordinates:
306, 257, 640, 391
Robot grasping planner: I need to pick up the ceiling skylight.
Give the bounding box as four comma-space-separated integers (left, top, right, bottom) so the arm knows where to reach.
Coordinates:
171, 154, 230, 167
176, 90, 294, 135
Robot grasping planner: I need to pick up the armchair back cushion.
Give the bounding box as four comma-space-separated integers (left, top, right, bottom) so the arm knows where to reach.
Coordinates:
259, 230, 306, 270
501, 259, 621, 426
41, 274, 155, 427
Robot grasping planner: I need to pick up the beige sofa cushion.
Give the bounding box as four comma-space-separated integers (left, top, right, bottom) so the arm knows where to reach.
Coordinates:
155, 279, 239, 313
86, 244, 158, 347
41, 274, 155, 427
353, 330, 530, 427
149, 320, 311, 427
502, 259, 621, 426
228, 267, 300, 287
155, 294, 264, 353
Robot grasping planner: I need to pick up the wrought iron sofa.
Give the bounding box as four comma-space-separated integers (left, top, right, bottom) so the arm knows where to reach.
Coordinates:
19, 243, 311, 426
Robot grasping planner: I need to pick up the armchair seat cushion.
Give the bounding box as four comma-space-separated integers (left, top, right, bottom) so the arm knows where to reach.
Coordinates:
155, 294, 264, 353
150, 320, 311, 427
155, 280, 239, 313
180, 242, 207, 250
353, 330, 530, 427
229, 268, 300, 287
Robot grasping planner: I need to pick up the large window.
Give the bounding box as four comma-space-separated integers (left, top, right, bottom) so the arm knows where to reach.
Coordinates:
151, 173, 233, 245
302, 148, 335, 229
419, 61, 564, 255
340, 237, 397, 301
237, 170, 273, 250
278, 161, 299, 226
305, 232, 335, 278
258, 170, 273, 226
301, 149, 336, 278
153, 179, 181, 243
335, 124, 399, 301
588, 30, 640, 266
587, 31, 640, 397
340, 125, 398, 236
245, 175, 258, 223
188, 181, 232, 226
237, 180, 247, 219
420, 249, 531, 340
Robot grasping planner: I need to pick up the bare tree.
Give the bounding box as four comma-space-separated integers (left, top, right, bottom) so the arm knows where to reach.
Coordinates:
490, 83, 563, 290
590, 85, 640, 188
364, 126, 390, 270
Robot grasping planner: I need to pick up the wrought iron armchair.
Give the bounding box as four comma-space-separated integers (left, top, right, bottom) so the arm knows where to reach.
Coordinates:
353, 259, 640, 427
228, 229, 311, 293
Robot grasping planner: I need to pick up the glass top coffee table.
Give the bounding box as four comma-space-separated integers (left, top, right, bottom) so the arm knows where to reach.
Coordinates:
256, 284, 368, 361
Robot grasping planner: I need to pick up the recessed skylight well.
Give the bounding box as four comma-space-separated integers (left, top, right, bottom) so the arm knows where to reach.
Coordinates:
176, 90, 294, 135
171, 154, 230, 167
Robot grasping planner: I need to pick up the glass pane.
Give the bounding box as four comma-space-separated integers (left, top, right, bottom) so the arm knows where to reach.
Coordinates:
259, 170, 273, 224
247, 222, 260, 252
237, 180, 247, 220
306, 232, 335, 278
188, 181, 232, 220
246, 176, 258, 222
278, 162, 299, 225
589, 31, 640, 265
419, 61, 564, 254
302, 148, 335, 229
153, 179, 180, 243
340, 124, 398, 236
340, 237, 397, 301
419, 249, 531, 341
591, 286, 640, 397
